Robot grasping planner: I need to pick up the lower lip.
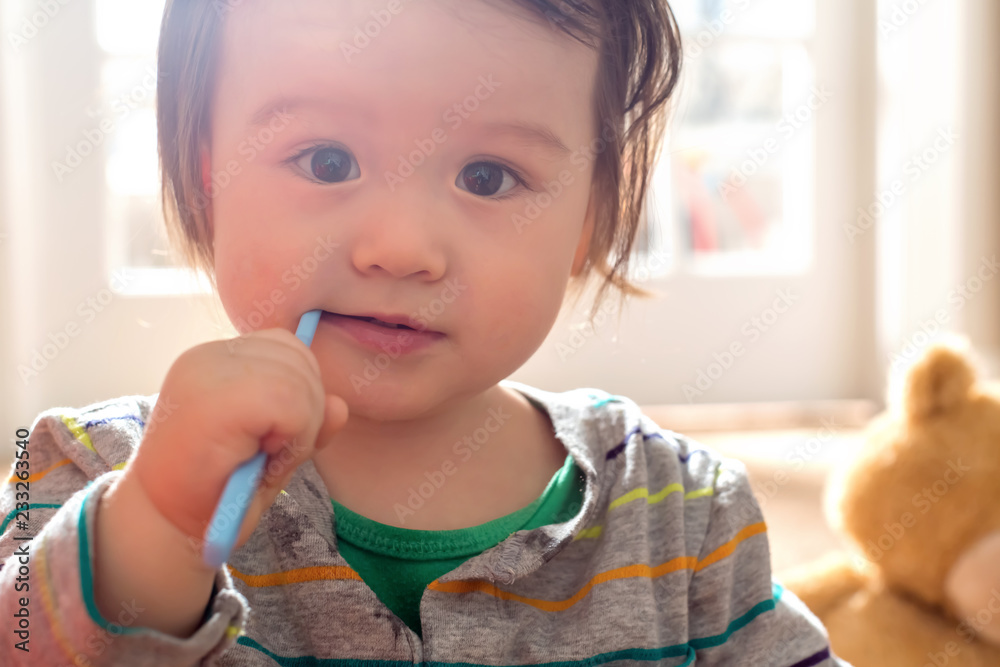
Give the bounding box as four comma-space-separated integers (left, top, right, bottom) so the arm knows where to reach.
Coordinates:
322, 312, 445, 354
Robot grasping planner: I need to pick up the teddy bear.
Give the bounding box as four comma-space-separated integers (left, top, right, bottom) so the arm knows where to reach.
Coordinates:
781, 338, 1000, 667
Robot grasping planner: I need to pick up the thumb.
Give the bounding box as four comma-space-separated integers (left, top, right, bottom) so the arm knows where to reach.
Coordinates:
316, 394, 349, 449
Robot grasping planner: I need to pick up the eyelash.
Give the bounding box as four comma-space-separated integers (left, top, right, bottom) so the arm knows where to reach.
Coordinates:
284, 143, 532, 200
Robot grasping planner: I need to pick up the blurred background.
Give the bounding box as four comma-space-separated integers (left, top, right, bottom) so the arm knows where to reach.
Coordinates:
0, 0, 998, 575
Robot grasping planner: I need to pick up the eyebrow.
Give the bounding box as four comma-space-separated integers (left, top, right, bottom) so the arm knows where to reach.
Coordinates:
248, 97, 572, 157
475, 120, 572, 157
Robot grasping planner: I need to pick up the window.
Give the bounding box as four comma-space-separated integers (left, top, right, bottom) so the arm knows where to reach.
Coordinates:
638, 0, 816, 279
96, 0, 205, 293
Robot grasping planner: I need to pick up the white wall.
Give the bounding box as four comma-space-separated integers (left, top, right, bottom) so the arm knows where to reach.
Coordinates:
876, 0, 1000, 403
958, 0, 1000, 374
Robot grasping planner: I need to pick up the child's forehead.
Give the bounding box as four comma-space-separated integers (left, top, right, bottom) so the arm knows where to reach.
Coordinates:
217, 0, 599, 125
225, 0, 584, 64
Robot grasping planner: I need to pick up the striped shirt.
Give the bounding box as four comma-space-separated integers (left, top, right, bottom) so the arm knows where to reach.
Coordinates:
0, 380, 851, 666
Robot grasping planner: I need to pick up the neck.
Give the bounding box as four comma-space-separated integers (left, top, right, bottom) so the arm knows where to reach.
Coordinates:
310, 383, 566, 529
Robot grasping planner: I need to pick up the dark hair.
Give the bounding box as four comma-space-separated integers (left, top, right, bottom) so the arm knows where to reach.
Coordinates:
157, 0, 682, 325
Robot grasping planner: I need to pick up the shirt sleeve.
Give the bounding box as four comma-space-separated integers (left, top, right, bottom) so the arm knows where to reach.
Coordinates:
685, 456, 853, 667
0, 416, 250, 666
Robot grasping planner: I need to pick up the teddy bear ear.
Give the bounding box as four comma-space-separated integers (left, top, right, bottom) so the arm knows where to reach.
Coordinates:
903, 338, 976, 420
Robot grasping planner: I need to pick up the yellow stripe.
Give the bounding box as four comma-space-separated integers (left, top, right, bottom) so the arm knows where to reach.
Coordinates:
111, 462, 127, 471
430, 521, 767, 612
227, 564, 362, 588
8, 458, 72, 484
577, 480, 715, 540
37, 538, 88, 664
609, 482, 681, 510
573, 526, 603, 541
60, 415, 95, 453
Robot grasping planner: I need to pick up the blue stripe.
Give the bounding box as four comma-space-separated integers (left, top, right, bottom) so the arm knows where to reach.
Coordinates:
237, 636, 695, 667
0, 503, 62, 536
236, 587, 780, 665
788, 647, 831, 667
83, 414, 146, 429
605, 426, 709, 463
77, 483, 144, 635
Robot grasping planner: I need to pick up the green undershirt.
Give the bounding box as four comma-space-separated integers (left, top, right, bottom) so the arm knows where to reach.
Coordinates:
330, 453, 585, 638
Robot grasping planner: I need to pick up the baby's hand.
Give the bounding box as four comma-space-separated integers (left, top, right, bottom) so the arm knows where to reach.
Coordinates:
125, 328, 348, 558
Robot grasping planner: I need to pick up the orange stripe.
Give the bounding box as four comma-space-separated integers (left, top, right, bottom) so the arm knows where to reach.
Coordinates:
429, 556, 699, 612
227, 564, 362, 588
36, 538, 87, 664
8, 458, 72, 484
695, 521, 767, 572
428, 521, 767, 612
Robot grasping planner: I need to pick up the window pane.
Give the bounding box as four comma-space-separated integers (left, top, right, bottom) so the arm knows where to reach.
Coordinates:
96, 0, 168, 56
648, 0, 816, 273
96, 2, 175, 274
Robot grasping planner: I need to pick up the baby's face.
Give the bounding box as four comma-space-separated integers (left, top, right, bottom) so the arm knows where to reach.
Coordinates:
209, 0, 599, 420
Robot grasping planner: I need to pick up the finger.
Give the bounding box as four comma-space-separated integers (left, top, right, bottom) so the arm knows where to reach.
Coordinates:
225, 332, 326, 413
245, 327, 322, 379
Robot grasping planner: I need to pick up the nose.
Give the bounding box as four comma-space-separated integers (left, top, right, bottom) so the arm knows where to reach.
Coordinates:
350, 187, 447, 282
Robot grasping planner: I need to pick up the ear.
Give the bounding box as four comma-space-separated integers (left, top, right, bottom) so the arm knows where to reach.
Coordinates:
200, 146, 212, 194
903, 337, 976, 420
571, 190, 596, 277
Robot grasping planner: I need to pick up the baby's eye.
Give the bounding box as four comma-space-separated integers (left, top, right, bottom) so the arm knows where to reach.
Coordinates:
457, 161, 523, 199
290, 145, 361, 184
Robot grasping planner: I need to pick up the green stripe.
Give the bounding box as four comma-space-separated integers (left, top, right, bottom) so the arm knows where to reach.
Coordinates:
77, 483, 144, 635
237, 636, 694, 666
236, 585, 782, 665
0, 503, 62, 535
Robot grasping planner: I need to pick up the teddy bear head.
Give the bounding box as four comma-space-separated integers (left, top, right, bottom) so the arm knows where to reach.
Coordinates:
827, 339, 1000, 643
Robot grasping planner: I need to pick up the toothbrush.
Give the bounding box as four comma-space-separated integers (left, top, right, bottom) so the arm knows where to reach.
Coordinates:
202, 309, 323, 569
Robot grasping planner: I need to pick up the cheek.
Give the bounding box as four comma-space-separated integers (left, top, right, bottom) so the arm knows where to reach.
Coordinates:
473, 271, 563, 347
213, 231, 292, 328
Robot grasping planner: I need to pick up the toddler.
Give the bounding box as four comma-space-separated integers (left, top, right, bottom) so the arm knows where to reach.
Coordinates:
1, 0, 850, 664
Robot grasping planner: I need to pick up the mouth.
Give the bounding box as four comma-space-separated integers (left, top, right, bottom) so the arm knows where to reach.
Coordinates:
321, 310, 445, 354
326, 311, 435, 334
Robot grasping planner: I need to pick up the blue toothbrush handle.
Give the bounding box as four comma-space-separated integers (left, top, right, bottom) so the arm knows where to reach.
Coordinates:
202, 451, 267, 569
201, 310, 323, 568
